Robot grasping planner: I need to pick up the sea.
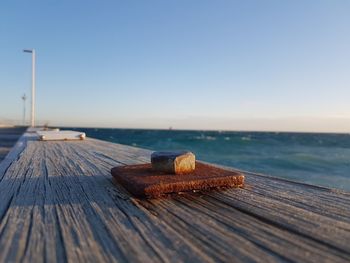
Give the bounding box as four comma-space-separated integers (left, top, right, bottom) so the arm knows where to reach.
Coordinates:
69, 127, 350, 191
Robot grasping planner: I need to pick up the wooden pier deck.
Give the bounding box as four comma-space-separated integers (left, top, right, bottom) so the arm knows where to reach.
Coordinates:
0, 130, 350, 263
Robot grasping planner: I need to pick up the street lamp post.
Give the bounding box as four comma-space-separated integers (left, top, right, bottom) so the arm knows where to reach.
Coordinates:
23, 49, 36, 128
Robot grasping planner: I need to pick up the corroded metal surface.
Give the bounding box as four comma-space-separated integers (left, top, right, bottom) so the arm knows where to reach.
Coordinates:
111, 162, 244, 198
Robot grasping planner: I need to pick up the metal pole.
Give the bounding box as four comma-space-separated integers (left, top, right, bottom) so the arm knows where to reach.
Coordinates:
31, 49, 36, 128
23, 49, 36, 128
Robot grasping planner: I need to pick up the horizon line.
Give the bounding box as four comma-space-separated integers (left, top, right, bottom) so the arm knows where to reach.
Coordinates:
51, 125, 350, 135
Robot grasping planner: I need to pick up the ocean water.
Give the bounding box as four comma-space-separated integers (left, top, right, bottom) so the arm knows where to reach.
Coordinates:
69, 128, 350, 191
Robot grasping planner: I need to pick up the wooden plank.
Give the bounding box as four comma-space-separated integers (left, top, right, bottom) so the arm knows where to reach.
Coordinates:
0, 131, 30, 180
0, 127, 26, 163
0, 132, 349, 262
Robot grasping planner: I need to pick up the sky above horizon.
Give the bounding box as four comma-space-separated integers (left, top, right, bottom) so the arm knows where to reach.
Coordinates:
1, 1, 350, 132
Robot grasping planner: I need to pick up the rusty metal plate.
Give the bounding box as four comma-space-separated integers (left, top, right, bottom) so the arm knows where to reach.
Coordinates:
111, 162, 244, 198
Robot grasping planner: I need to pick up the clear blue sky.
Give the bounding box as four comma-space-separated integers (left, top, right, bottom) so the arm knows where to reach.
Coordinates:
1, 1, 350, 132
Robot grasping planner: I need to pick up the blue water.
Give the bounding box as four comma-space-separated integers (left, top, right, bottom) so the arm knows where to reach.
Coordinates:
69, 128, 350, 191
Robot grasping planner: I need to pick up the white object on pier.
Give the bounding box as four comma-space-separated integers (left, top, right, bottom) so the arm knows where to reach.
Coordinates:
37, 130, 86, 141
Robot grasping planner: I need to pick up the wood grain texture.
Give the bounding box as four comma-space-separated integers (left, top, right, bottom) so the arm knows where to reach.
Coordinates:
0, 127, 26, 164
0, 131, 349, 263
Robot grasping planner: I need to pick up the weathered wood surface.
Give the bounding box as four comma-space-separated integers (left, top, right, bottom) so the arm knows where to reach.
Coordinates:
0, 127, 26, 162
0, 131, 350, 263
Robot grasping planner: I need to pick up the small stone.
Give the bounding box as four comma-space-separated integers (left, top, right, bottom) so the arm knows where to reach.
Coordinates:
151, 151, 195, 175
